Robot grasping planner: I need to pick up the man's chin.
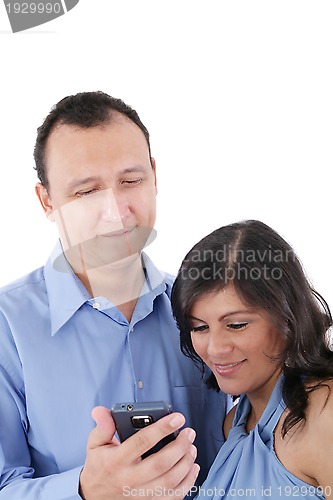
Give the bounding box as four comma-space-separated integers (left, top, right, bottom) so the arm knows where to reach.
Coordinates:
56, 227, 157, 273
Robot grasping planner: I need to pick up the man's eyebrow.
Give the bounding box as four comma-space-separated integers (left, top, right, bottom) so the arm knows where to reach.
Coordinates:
66, 167, 147, 191
66, 176, 102, 191
120, 166, 147, 174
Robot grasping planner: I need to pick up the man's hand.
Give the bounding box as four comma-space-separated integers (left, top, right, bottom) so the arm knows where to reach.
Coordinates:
79, 406, 199, 499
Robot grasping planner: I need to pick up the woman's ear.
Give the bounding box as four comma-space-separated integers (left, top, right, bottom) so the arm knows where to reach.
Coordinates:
35, 183, 55, 221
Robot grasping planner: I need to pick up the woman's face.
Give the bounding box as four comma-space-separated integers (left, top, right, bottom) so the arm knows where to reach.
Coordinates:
189, 285, 285, 400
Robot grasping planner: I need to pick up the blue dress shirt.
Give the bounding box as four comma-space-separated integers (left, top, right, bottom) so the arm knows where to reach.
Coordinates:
0, 244, 229, 499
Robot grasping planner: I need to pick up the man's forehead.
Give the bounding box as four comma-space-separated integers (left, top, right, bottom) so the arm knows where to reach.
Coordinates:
49, 111, 138, 137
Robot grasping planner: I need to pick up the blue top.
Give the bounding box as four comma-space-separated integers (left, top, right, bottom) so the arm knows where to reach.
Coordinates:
0, 244, 230, 499
195, 377, 325, 499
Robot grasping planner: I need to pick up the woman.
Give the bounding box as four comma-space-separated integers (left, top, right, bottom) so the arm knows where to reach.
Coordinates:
171, 220, 333, 499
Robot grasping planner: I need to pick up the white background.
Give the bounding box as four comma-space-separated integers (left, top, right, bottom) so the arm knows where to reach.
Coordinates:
0, 1, 332, 309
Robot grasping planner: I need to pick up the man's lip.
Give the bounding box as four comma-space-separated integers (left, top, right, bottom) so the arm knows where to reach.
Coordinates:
100, 227, 136, 237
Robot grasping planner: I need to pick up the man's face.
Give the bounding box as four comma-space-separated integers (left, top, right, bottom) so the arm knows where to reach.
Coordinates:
37, 115, 157, 268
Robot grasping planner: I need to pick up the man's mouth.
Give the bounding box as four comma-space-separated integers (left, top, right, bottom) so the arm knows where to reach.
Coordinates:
100, 226, 137, 237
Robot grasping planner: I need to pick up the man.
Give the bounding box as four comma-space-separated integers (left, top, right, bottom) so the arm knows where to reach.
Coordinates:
0, 91, 229, 499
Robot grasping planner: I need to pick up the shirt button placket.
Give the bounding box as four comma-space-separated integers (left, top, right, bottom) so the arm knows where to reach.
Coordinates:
129, 325, 144, 394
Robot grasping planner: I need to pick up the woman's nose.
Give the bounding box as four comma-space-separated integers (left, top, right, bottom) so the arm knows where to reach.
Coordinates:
206, 329, 234, 358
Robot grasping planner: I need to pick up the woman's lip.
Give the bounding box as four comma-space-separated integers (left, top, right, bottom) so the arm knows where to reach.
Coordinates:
213, 360, 246, 376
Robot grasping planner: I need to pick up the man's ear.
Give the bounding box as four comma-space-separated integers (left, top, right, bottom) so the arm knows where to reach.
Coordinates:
151, 157, 158, 194
35, 183, 55, 221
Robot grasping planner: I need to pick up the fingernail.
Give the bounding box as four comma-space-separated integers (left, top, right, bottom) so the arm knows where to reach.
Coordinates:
187, 428, 196, 443
193, 463, 200, 477
169, 414, 185, 428
189, 444, 197, 459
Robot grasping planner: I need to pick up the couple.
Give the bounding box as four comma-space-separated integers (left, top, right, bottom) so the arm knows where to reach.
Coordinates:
0, 91, 332, 499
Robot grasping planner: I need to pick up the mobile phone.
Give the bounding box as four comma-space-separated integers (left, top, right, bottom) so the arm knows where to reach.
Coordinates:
111, 401, 177, 458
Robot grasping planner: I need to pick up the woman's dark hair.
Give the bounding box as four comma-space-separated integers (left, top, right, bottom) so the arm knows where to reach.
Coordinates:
171, 220, 333, 436
33, 91, 152, 189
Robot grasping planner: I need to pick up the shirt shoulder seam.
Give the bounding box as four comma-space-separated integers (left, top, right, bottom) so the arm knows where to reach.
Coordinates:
0, 272, 45, 298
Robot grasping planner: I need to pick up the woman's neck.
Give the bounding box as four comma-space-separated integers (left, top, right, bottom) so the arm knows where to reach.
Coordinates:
245, 368, 283, 432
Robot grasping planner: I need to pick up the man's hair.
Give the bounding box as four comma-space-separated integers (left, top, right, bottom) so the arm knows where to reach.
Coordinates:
33, 91, 152, 189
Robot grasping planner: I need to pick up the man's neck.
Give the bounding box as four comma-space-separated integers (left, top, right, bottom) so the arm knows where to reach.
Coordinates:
75, 252, 146, 322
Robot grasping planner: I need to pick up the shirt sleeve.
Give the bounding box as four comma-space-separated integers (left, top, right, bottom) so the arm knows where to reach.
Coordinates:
0, 365, 82, 499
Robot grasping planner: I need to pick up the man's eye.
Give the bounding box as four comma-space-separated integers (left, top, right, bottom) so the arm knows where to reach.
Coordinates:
122, 179, 142, 186
227, 322, 248, 330
190, 325, 208, 333
76, 189, 98, 197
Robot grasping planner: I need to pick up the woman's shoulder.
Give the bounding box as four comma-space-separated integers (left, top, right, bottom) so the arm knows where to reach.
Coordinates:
303, 378, 333, 488
303, 378, 333, 444
272, 378, 333, 489
305, 377, 333, 421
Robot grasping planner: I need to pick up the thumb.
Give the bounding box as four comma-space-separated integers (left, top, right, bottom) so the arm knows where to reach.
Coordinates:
87, 406, 119, 450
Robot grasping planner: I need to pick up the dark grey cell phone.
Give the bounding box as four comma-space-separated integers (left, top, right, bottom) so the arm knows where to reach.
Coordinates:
111, 401, 177, 458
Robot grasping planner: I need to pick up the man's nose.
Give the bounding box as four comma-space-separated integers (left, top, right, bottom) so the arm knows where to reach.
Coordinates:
99, 189, 130, 223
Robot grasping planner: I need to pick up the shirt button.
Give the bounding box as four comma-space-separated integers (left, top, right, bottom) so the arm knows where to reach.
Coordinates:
130, 327, 134, 332
93, 302, 101, 310
138, 380, 144, 389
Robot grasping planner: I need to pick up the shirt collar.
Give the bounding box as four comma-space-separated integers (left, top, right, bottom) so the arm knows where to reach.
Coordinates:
141, 252, 168, 296
44, 241, 89, 336
44, 241, 170, 336
128, 252, 169, 327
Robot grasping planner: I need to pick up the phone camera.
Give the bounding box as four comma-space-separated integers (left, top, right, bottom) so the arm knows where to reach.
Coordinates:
131, 415, 153, 429
127, 404, 134, 411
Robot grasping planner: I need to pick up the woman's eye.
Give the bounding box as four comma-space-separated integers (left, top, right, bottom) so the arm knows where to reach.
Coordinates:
190, 325, 208, 333
227, 322, 248, 330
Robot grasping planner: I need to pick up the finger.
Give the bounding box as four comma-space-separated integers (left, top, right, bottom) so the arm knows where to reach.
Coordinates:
87, 406, 119, 450
133, 427, 197, 487
132, 453, 200, 499
172, 463, 201, 499
121, 412, 186, 460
